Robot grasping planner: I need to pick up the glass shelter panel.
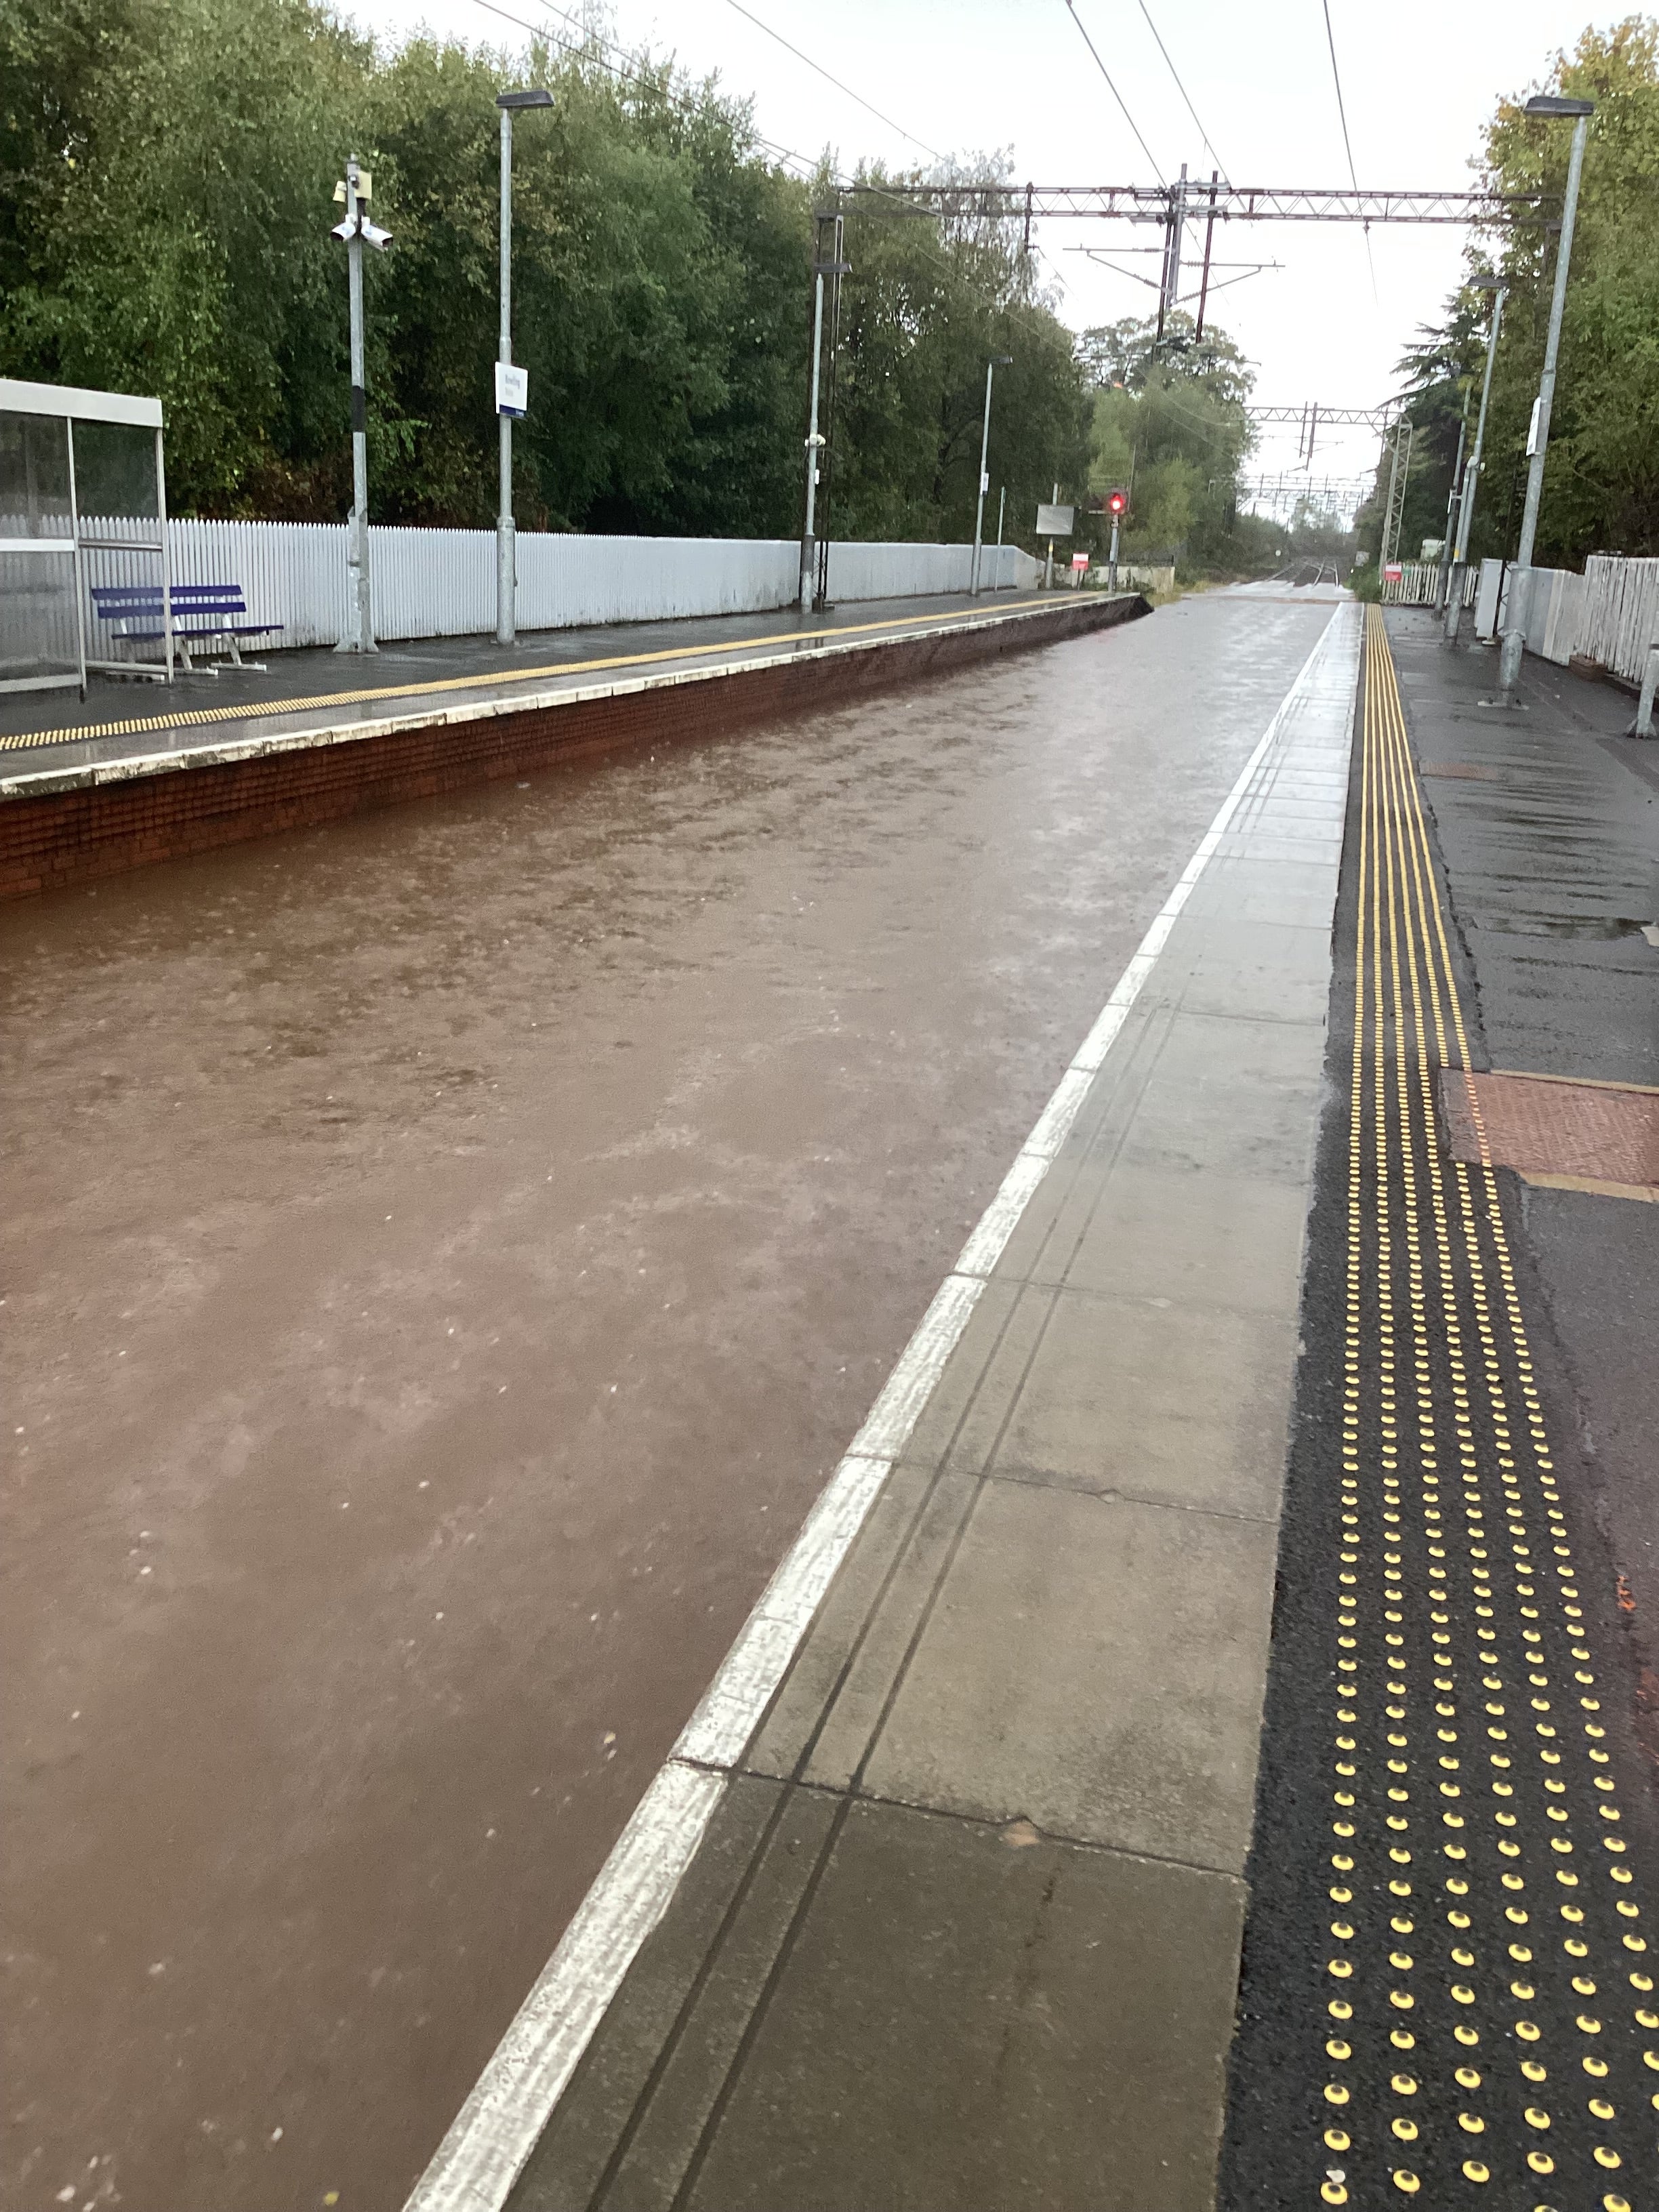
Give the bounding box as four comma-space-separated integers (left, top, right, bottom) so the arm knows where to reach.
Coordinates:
0, 549, 81, 686
73, 418, 159, 528
73, 419, 168, 674
0, 408, 73, 539
0, 409, 81, 689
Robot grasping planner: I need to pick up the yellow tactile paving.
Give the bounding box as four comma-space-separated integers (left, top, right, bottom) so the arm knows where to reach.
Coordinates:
1316, 609, 1654, 2205
0, 599, 1050, 756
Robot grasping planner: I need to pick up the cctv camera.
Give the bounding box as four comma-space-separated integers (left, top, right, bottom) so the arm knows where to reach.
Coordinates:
361, 218, 393, 251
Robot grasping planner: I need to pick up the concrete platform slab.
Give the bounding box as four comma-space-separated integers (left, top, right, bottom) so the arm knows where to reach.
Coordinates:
1109, 1010, 1329, 1184
862, 1478, 1281, 1866
1036, 1160, 1312, 1311
982, 1284, 1300, 1517
511, 1786, 1247, 2212
676, 1801, 1248, 2212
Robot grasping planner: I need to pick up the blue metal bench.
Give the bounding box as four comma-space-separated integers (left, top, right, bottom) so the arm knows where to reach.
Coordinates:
90, 582, 284, 673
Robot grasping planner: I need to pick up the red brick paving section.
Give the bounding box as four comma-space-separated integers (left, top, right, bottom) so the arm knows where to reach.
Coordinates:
1437, 1067, 1659, 1191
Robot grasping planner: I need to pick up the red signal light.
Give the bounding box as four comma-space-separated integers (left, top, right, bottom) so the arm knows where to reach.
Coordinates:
1106, 489, 1128, 516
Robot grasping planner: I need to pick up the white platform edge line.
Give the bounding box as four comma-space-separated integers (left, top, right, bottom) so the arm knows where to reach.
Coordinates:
400, 599, 1355, 2212
406, 1759, 724, 2212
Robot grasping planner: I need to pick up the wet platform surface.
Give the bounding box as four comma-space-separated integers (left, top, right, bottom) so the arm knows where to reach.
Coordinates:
3, 589, 1333, 2211
1223, 612, 1658, 2209
0, 592, 1042, 777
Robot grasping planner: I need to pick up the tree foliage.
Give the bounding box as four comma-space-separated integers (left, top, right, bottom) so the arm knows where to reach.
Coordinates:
0, 0, 1088, 542
832, 162, 1089, 546
1078, 310, 1263, 569
1359, 18, 1659, 567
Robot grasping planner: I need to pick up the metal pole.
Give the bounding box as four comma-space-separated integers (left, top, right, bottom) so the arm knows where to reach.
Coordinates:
1161, 164, 1187, 340
1630, 641, 1658, 737
338, 157, 375, 654
1044, 479, 1059, 590
497, 105, 514, 647
996, 485, 1006, 544
1499, 108, 1591, 702
155, 424, 173, 684
65, 417, 87, 699
799, 264, 825, 613
1107, 516, 1120, 591
1435, 391, 1469, 612
1380, 420, 1405, 571
1195, 171, 1218, 339
970, 359, 996, 596
1445, 285, 1505, 644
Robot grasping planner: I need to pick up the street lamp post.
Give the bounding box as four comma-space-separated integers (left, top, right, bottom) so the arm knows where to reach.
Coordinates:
970, 356, 1013, 596
331, 157, 393, 653
1444, 277, 1507, 644
496, 89, 552, 649
799, 222, 849, 615
1498, 94, 1593, 703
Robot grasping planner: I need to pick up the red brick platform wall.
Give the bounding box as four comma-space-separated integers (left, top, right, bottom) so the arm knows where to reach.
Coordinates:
1, 596, 1144, 901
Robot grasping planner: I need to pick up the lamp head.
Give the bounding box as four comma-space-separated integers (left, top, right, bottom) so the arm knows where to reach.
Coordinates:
497, 87, 554, 109
1523, 94, 1594, 116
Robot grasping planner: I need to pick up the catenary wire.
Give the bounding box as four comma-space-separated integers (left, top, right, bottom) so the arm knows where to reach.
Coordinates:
1319, 0, 1380, 300
473, 0, 819, 176
1134, 0, 1229, 181
722, 0, 945, 164
1061, 0, 1166, 185
474, 1, 1065, 363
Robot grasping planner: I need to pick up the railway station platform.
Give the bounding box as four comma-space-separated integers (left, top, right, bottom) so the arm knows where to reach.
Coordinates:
400, 604, 1657, 2212
0, 590, 1142, 899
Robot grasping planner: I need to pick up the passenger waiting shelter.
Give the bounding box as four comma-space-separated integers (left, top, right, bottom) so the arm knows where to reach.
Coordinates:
0, 377, 171, 697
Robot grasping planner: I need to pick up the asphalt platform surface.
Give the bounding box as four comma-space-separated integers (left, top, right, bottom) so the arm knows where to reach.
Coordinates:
1221, 612, 1658, 2211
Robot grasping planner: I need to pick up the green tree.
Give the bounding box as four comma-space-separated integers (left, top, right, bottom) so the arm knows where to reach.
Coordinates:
1366, 18, 1659, 567
1080, 310, 1259, 569
831, 161, 1090, 549
0, 2, 1100, 549
1, 0, 366, 510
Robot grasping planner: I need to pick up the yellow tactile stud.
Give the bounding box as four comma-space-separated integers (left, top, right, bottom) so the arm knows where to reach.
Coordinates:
1311, 617, 1656, 2196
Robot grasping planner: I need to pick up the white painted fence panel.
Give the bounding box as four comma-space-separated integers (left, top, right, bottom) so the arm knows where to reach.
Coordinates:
136, 521, 1038, 653
1380, 562, 1477, 609
1580, 554, 1659, 682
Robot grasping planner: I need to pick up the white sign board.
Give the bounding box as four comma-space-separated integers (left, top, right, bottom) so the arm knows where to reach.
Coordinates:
1036, 502, 1074, 537
495, 362, 529, 418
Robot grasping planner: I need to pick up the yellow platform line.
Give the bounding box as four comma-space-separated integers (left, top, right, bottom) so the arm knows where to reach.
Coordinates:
0, 598, 1052, 755
1316, 609, 1651, 2208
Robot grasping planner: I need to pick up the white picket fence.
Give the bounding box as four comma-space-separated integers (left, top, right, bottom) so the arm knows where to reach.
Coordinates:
1389, 553, 1658, 681
1381, 562, 1477, 609
1576, 554, 1659, 682
75, 520, 1039, 657
1486, 558, 1656, 676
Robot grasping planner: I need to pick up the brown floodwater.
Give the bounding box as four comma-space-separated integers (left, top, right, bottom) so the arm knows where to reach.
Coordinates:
2, 595, 1332, 2211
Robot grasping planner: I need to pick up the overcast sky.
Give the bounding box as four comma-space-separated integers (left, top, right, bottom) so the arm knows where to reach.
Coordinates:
338, 0, 1607, 491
